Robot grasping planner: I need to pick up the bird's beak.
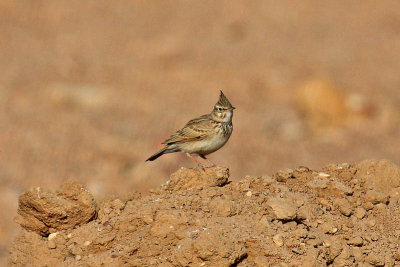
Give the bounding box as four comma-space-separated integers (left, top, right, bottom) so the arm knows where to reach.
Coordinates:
230, 107, 236, 110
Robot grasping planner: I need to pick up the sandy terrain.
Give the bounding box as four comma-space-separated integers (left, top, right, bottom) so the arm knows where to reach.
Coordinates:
1, 1, 400, 265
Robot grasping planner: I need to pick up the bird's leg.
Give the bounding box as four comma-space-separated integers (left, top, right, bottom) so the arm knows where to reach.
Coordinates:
199, 155, 216, 167
186, 153, 205, 170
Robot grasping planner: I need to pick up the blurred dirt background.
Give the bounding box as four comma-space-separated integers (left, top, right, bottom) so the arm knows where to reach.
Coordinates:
1, 0, 400, 265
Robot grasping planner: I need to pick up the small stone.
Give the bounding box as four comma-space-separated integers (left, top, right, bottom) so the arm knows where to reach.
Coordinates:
294, 228, 308, 238
291, 247, 305, 255
48, 232, 58, 241
75, 255, 82, 261
363, 201, 374, 211
347, 236, 363, 246
83, 241, 91, 247
168, 166, 229, 190
111, 199, 125, 210
258, 216, 271, 227
319, 199, 331, 210
323, 241, 331, 248
308, 178, 329, 189
332, 181, 353, 195
47, 240, 56, 249
208, 197, 235, 217
296, 205, 311, 220
246, 191, 252, 197
267, 198, 298, 221
308, 238, 323, 247
55, 235, 67, 245
70, 246, 83, 256
334, 198, 353, 216
127, 225, 137, 232
365, 190, 389, 205
320, 222, 338, 234
239, 178, 251, 191
296, 166, 310, 173
370, 233, 379, 241
67, 233, 72, 239
142, 215, 154, 224
273, 234, 284, 247
318, 172, 331, 178
353, 207, 366, 219
276, 169, 294, 182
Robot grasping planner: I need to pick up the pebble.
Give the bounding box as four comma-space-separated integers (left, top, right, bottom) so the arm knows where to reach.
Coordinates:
347, 236, 363, 246
365, 190, 389, 205
267, 198, 298, 221
319, 199, 331, 210
47, 240, 56, 249
276, 169, 294, 182
273, 234, 284, 247
258, 216, 271, 227
291, 247, 305, 255
334, 198, 353, 216
48, 232, 58, 241
308, 178, 329, 189
318, 172, 331, 178
353, 207, 366, 219
332, 181, 353, 195
111, 199, 125, 210
323, 240, 331, 248
320, 222, 338, 234
370, 233, 379, 241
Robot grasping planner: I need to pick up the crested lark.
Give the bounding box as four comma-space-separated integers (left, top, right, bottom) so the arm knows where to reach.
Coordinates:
146, 91, 235, 166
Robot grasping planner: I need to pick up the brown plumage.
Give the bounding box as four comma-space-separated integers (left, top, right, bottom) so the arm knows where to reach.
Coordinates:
146, 91, 235, 166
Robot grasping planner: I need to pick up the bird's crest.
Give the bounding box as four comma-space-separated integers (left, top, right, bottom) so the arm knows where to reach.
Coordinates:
216, 90, 234, 109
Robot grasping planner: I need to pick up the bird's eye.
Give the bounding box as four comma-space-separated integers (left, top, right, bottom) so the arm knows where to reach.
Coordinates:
217, 107, 222, 111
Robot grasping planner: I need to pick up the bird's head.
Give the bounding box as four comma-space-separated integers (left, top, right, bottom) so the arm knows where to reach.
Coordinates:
211, 91, 235, 122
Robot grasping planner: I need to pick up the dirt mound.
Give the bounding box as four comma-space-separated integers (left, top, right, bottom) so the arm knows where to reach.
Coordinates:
9, 160, 400, 266
15, 181, 97, 236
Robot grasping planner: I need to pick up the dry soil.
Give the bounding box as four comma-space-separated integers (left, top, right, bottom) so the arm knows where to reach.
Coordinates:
9, 159, 400, 266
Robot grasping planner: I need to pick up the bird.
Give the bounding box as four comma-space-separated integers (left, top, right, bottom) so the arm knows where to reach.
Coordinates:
146, 91, 235, 167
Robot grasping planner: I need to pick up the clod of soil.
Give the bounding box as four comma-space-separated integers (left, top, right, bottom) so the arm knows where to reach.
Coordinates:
15, 181, 97, 236
9, 160, 400, 266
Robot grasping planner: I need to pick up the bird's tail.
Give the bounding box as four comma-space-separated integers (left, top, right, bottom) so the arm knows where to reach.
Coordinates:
146, 147, 176, 162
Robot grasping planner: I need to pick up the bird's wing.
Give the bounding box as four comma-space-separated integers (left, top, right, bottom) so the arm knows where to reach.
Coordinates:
162, 115, 214, 145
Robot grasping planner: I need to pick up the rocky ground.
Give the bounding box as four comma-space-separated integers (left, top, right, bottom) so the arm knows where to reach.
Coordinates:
9, 159, 400, 266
